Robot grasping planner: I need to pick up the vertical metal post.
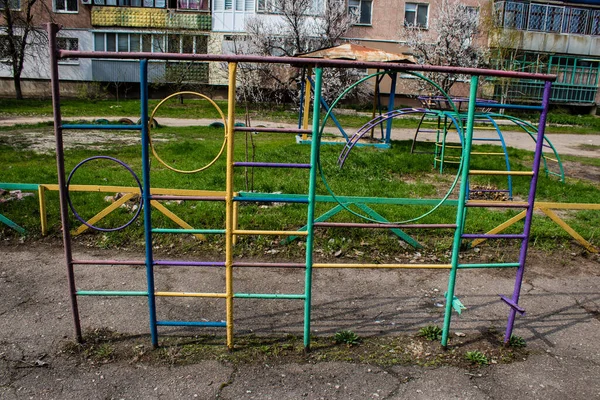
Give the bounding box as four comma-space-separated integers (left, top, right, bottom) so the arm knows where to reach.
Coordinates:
303, 66, 323, 351
140, 59, 158, 347
442, 75, 479, 347
225, 62, 237, 349
504, 80, 553, 342
48, 23, 82, 343
385, 72, 397, 144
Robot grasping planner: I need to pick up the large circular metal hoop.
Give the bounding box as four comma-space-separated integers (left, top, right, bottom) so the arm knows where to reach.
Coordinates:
317, 71, 464, 224
66, 156, 144, 232
149, 91, 228, 174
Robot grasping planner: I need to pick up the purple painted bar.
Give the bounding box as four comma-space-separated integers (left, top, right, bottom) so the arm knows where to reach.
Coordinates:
465, 202, 528, 208
505, 80, 553, 343
234, 127, 311, 134
57, 48, 557, 81
314, 222, 457, 229
234, 162, 311, 169
72, 259, 146, 266
461, 234, 526, 239
49, 23, 82, 343
154, 260, 226, 267
233, 262, 306, 268
499, 295, 526, 314
150, 195, 226, 201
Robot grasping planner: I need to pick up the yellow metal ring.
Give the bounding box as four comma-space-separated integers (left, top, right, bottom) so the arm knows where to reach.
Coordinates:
149, 91, 227, 174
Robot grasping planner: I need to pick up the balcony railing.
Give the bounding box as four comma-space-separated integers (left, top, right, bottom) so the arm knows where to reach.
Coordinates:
494, 1, 600, 36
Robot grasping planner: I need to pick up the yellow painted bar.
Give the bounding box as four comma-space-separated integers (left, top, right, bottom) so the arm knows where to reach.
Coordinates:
43, 184, 226, 197
38, 185, 48, 236
155, 292, 227, 298
544, 157, 559, 163
233, 230, 308, 236
225, 62, 237, 349
472, 210, 527, 247
313, 263, 452, 269
469, 170, 534, 176
72, 193, 135, 235
302, 67, 312, 138
539, 208, 598, 253
150, 200, 206, 240
535, 202, 600, 210
232, 201, 238, 245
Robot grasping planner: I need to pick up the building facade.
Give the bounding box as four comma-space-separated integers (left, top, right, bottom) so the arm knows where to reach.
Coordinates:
1, 0, 599, 108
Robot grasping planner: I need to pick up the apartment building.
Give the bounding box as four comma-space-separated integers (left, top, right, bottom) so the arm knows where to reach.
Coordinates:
1, 0, 599, 108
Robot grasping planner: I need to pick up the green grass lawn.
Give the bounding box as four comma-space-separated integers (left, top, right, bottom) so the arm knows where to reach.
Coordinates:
1, 123, 598, 255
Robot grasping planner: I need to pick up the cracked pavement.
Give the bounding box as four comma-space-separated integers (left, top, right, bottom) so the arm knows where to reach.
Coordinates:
0, 242, 599, 399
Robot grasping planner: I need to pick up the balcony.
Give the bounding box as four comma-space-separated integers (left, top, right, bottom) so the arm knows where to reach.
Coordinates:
91, 6, 211, 30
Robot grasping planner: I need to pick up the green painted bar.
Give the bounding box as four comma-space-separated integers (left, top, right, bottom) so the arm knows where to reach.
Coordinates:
442, 75, 479, 348
0, 183, 40, 190
77, 290, 148, 296
304, 67, 323, 350
152, 228, 226, 234
234, 293, 306, 299
0, 214, 27, 234
458, 263, 520, 269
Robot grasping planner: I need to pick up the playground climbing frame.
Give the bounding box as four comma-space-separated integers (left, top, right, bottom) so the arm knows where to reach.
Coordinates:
47, 23, 558, 350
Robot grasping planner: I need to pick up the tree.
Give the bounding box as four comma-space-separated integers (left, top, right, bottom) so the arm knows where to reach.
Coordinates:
400, 0, 488, 95
238, 0, 362, 104
0, 0, 52, 99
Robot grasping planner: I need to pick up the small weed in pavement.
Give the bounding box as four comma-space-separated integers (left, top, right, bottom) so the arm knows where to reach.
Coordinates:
508, 335, 527, 348
465, 351, 489, 366
417, 325, 443, 341
333, 330, 361, 346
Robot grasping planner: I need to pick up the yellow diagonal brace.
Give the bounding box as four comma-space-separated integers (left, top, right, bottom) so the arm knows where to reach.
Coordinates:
539, 208, 598, 253
72, 193, 135, 236
471, 210, 527, 247
150, 200, 206, 241
38, 185, 48, 236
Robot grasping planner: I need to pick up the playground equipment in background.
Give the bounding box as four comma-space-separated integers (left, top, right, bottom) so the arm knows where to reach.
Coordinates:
296, 44, 416, 149
47, 22, 559, 351
410, 95, 565, 200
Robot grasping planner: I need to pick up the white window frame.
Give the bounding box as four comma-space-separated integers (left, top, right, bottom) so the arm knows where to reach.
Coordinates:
349, 0, 373, 25
404, 2, 429, 29
54, 0, 78, 13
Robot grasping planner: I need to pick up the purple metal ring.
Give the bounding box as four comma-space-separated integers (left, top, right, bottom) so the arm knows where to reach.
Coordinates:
66, 156, 144, 232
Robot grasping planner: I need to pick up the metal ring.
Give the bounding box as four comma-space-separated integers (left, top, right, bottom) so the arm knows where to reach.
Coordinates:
66, 156, 143, 232
148, 91, 227, 174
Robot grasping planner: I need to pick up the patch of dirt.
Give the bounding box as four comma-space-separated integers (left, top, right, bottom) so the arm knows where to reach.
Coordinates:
0, 128, 169, 154
561, 160, 600, 184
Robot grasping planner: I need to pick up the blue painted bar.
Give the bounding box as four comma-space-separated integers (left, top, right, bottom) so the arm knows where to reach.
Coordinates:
156, 320, 227, 327
233, 196, 309, 203
62, 124, 143, 130
140, 59, 159, 348
475, 103, 544, 111
234, 162, 311, 168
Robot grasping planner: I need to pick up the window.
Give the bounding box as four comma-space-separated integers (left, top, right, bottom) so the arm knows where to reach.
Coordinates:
93, 32, 207, 54
0, 0, 20, 10
0, 35, 18, 59
349, 0, 372, 25
404, 3, 428, 28
177, 0, 209, 10
54, 0, 78, 12
592, 10, 600, 36
57, 37, 79, 62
